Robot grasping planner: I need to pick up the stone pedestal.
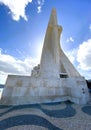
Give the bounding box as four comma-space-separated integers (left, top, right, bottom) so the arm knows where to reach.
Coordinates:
0, 75, 89, 105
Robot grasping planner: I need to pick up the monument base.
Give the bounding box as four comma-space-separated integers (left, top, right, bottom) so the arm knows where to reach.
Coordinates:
0, 75, 90, 105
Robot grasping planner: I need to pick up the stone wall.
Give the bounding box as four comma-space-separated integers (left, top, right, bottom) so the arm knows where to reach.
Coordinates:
0, 75, 90, 105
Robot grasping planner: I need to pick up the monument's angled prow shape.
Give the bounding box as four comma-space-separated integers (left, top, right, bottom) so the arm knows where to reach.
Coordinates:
40, 8, 62, 78
40, 8, 80, 78
0, 8, 90, 105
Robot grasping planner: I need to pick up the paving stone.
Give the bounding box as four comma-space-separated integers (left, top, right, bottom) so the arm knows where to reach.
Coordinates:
0, 101, 91, 130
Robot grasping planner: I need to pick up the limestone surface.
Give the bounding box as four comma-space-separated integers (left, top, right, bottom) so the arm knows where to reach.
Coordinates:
0, 8, 90, 105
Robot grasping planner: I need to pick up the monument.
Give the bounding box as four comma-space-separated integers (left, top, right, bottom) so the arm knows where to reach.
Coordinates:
0, 9, 90, 105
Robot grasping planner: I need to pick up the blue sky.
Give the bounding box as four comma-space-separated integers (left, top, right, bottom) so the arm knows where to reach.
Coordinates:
0, 0, 91, 84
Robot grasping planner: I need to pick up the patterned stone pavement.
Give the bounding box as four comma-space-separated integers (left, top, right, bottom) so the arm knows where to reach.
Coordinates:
0, 101, 91, 130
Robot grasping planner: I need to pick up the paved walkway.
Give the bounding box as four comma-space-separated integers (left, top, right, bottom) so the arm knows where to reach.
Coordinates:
0, 101, 91, 130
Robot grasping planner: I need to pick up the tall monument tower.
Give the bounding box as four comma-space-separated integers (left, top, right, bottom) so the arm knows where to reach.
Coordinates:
40, 8, 62, 78
40, 8, 80, 78
0, 9, 90, 105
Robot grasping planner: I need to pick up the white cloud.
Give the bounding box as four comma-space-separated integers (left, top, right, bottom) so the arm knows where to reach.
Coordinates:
0, 49, 40, 84
66, 37, 74, 43
0, 71, 7, 84
77, 39, 91, 71
89, 24, 91, 31
0, 0, 45, 20
37, 0, 44, 13
68, 55, 75, 63
65, 46, 91, 79
65, 48, 77, 64
37, 6, 42, 13
0, 0, 32, 21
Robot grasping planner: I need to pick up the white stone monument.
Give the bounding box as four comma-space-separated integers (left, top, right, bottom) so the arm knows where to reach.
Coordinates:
0, 9, 90, 105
